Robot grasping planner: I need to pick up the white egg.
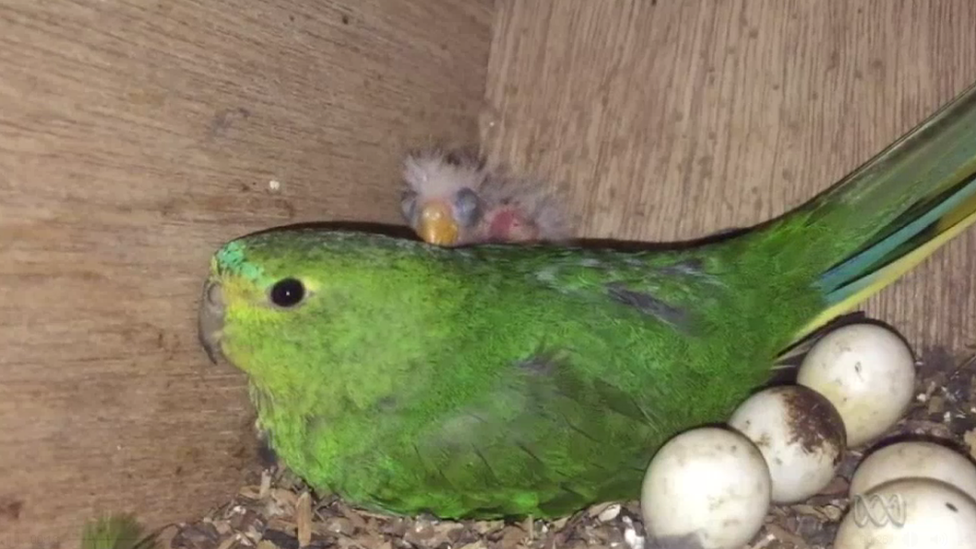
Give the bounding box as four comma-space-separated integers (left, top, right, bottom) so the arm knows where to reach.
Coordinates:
641, 426, 771, 549
833, 477, 976, 549
796, 323, 915, 447
728, 385, 846, 503
850, 440, 976, 502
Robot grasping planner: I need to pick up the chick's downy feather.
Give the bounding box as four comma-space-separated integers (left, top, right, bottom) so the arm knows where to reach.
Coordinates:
399, 148, 572, 246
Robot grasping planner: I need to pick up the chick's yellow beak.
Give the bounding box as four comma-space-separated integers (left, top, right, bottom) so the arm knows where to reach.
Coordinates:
418, 200, 460, 246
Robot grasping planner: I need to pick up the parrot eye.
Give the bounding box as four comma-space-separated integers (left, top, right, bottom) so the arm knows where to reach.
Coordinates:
269, 278, 305, 308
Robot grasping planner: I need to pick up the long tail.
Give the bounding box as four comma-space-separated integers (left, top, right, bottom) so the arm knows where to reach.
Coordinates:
789, 80, 976, 341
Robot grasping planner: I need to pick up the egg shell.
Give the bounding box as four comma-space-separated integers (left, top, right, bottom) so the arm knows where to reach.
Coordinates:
641, 426, 771, 549
833, 477, 976, 549
729, 385, 846, 503
797, 323, 915, 447
850, 440, 976, 502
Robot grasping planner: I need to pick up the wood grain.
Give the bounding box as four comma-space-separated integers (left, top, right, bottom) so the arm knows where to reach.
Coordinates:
0, 0, 493, 546
484, 0, 976, 356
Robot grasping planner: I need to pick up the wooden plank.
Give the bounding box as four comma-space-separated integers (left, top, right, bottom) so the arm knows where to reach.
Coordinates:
0, 0, 493, 546
484, 0, 976, 356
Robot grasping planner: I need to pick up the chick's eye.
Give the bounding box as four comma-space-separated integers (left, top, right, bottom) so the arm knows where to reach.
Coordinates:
454, 187, 482, 225
269, 278, 305, 308
400, 190, 417, 221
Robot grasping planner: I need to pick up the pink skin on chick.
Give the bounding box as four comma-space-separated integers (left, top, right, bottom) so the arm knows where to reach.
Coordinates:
485, 207, 540, 243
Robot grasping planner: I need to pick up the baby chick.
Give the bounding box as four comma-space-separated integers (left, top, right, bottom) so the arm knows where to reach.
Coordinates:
399, 147, 571, 246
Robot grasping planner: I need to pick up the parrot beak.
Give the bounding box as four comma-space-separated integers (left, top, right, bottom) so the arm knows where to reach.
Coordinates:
417, 199, 460, 246
198, 278, 225, 365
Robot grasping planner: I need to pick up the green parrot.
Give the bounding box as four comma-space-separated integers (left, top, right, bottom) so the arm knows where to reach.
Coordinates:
80, 514, 157, 549
198, 80, 976, 521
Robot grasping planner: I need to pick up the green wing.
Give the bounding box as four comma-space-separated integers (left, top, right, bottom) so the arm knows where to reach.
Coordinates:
351, 246, 751, 518
366, 348, 664, 518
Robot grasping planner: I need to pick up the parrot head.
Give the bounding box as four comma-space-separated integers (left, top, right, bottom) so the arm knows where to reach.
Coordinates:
197, 228, 466, 404
399, 147, 488, 246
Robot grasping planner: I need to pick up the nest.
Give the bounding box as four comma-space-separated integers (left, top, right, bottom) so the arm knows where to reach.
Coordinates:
157, 350, 976, 549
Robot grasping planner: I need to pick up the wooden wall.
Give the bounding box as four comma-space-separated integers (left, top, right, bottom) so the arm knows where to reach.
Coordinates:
0, 0, 494, 546
4, 0, 976, 546
485, 0, 976, 357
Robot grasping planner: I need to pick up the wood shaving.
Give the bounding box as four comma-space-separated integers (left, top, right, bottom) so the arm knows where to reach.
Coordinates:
297, 492, 313, 548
